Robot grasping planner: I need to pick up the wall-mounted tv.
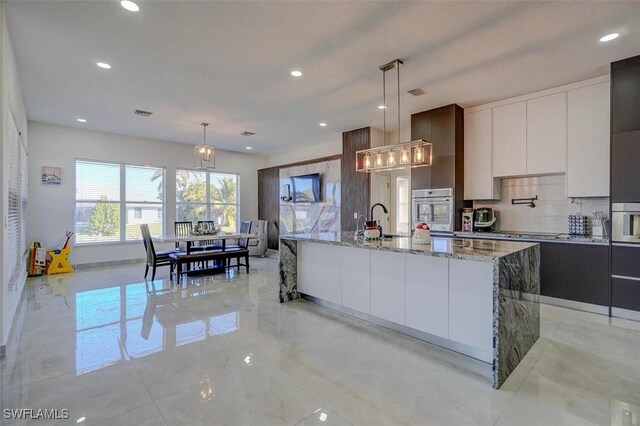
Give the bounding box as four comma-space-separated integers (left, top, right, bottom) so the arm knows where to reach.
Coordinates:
291, 173, 321, 202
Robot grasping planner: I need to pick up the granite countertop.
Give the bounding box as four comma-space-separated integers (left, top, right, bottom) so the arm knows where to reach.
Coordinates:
280, 232, 537, 262
453, 231, 609, 245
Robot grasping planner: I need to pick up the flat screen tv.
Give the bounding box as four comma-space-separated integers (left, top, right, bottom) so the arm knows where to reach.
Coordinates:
291, 173, 321, 202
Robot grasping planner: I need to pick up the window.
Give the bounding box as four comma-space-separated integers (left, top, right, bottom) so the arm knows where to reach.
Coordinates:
75, 160, 164, 244
176, 170, 239, 232
7, 109, 27, 291
396, 176, 410, 234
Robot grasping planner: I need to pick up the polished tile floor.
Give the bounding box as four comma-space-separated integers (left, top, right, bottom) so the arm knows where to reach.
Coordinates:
2, 255, 640, 425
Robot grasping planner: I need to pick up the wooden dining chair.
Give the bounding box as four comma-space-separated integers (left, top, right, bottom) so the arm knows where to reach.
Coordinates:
140, 224, 174, 280
174, 221, 193, 251
197, 220, 222, 250
226, 220, 252, 250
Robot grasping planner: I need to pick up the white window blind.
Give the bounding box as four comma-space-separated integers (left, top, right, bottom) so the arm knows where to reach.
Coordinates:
175, 170, 240, 232
7, 109, 27, 291
75, 160, 164, 244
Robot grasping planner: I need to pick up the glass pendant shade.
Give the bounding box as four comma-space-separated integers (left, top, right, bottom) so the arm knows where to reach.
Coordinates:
194, 123, 215, 169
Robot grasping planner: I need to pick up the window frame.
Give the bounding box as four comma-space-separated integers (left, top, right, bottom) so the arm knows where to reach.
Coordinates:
175, 168, 240, 232
74, 158, 166, 245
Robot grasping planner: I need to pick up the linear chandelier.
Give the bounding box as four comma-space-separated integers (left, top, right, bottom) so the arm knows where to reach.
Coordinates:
194, 122, 215, 169
356, 59, 432, 172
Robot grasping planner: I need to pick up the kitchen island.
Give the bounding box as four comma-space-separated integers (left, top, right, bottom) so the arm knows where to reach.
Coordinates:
279, 232, 540, 389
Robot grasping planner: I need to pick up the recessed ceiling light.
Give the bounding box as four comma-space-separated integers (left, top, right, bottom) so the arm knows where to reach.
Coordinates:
378, 105, 387, 110
600, 33, 619, 42
96, 62, 112, 69
291, 70, 302, 77
76, 118, 87, 123
120, 0, 139, 12
245, 146, 253, 150
319, 122, 327, 127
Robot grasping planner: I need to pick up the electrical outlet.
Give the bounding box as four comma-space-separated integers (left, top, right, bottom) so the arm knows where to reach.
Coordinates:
353, 212, 358, 219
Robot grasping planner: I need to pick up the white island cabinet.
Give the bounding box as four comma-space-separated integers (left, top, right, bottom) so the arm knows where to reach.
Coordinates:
341, 246, 371, 314
448, 259, 494, 351
405, 254, 449, 338
371, 250, 406, 325
298, 242, 341, 305
279, 232, 540, 389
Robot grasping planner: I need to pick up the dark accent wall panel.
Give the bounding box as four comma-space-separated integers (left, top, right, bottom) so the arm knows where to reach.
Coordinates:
258, 167, 280, 249
341, 127, 371, 232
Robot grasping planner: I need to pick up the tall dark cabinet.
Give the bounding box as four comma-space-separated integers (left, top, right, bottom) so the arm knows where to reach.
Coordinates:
410, 104, 469, 230
610, 54, 640, 315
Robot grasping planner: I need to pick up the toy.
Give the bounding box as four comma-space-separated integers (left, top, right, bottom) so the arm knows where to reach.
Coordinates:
46, 231, 74, 275
412, 222, 431, 245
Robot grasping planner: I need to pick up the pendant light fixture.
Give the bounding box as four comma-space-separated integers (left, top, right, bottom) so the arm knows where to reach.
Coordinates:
194, 122, 215, 169
356, 59, 432, 172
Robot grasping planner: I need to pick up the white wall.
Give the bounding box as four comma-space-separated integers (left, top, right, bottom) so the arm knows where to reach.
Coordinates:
266, 139, 341, 168
1, 3, 28, 348
27, 122, 267, 265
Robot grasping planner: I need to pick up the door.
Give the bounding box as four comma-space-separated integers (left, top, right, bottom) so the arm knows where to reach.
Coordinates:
527, 92, 567, 175
371, 172, 391, 230
464, 109, 500, 200
492, 101, 527, 177
567, 82, 610, 197
611, 131, 640, 202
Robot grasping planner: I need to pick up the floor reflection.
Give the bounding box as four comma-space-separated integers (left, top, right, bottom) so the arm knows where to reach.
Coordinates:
74, 277, 239, 375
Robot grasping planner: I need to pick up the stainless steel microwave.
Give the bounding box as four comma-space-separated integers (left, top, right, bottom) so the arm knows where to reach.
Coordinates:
612, 203, 640, 244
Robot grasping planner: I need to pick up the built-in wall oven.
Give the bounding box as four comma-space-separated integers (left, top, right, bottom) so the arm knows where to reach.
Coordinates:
612, 203, 640, 243
411, 188, 454, 233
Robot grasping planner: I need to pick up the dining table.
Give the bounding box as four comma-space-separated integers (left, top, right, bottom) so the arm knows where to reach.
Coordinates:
152, 233, 256, 254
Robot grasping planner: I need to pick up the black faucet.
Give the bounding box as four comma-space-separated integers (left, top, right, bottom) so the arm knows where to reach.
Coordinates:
369, 203, 389, 236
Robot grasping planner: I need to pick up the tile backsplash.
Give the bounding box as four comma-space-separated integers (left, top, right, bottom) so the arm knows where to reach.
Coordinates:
473, 175, 608, 234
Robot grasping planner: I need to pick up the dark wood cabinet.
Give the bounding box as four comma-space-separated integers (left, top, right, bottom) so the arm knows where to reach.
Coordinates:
612, 278, 640, 311
611, 55, 640, 134
611, 131, 640, 202
410, 104, 468, 230
539, 242, 609, 306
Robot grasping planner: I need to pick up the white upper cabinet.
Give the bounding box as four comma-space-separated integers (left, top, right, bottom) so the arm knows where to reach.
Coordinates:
492, 101, 527, 177
567, 82, 610, 197
526, 92, 567, 175
464, 109, 501, 200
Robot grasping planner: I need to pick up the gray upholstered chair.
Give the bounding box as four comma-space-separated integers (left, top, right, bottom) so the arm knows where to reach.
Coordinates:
248, 220, 268, 257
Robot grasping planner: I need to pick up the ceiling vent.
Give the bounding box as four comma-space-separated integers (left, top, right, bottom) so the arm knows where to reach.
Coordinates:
407, 88, 426, 96
133, 109, 153, 117
241, 131, 255, 136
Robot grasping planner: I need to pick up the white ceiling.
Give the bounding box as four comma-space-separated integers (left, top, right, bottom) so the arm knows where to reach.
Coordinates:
5, 1, 640, 155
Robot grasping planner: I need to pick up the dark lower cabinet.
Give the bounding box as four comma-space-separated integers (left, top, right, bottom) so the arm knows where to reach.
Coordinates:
539, 243, 609, 306
612, 278, 640, 311
611, 244, 640, 311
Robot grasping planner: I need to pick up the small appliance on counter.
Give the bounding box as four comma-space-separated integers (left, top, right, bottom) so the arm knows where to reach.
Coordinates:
473, 208, 496, 232
462, 208, 474, 232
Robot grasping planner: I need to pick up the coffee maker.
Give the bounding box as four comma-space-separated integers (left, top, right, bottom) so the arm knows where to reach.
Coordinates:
473, 208, 496, 232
